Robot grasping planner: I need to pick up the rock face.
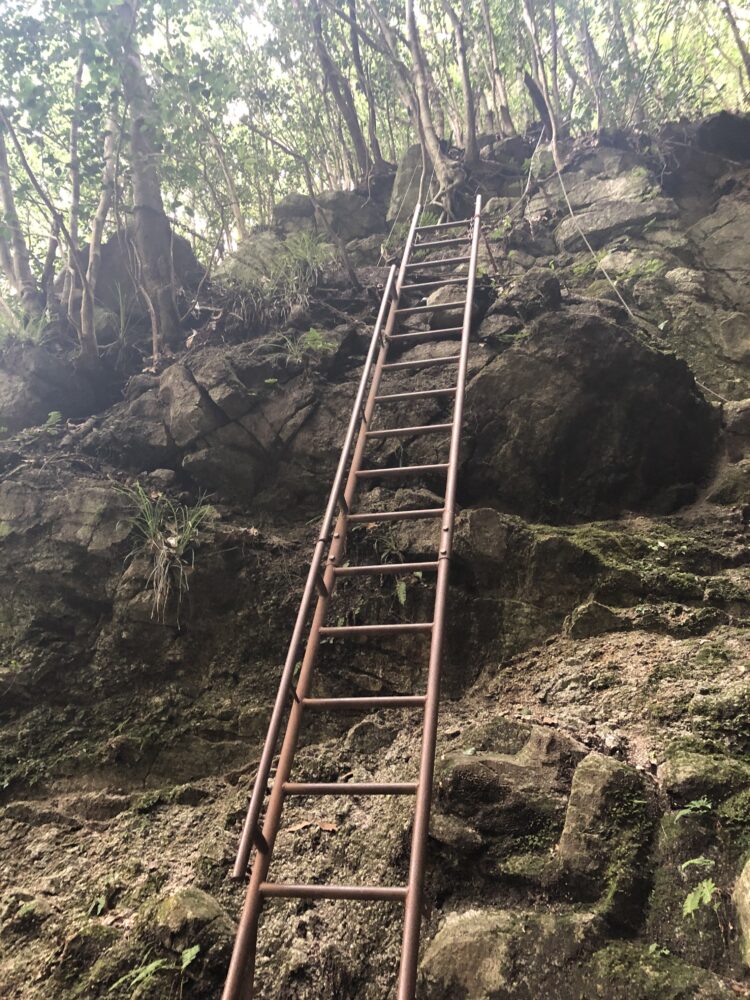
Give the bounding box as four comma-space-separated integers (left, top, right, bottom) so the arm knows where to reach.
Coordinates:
0, 341, 97, 432
274, 187, 390, 240
462, 309, 719, 520
3, 116, 750, 1000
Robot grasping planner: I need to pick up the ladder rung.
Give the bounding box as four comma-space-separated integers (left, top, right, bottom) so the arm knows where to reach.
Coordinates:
333, 561, 438, 576
366, 422, 452, 439
319, 622, 433, 636
383, 355, 460, 372
375, 387, 457, 403
388, 328, 462, 343
283, 782, 418, 796
260, 882, 408, 902
303, 696, 427, 711
356, 463, 449, 479
402, 277, 466, 292
347, 508, 445, 524
414, 237, 469, 250
416, 218, 471, 234
405, 255, 470, 269
395, 300, 465, 316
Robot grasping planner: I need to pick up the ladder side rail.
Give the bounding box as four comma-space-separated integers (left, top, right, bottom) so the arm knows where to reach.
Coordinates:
231, 263, 398, 881
223, 204, 423, 1000
397, 195, 483, 1000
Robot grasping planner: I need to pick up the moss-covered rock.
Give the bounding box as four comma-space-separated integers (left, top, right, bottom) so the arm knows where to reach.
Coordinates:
659, 750, 750, 806
581, 942, 735, 998
733, 856, 750, 967
558, 753, 657, 927
419, 908, 600, 999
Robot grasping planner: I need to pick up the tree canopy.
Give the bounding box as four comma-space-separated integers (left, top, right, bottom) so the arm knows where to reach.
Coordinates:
0, 0, 747, 358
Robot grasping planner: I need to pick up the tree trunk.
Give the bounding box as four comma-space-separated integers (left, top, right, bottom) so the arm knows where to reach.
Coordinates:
112, 0, 181, 354
79, 113, 118, 365
347, 0, 389, 172
720, 1, 750, 89
206, 125, 248, 241
0, 123, 43, 317
405, 0, 465, 217
441, 1, 479, 166
305, 0, 370, 180
479, 0, 516, 136
522, 0, 559, 141
64, 46, 85, 320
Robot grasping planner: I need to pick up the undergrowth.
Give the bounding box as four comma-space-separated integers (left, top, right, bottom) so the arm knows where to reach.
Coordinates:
117, 483, 212, 625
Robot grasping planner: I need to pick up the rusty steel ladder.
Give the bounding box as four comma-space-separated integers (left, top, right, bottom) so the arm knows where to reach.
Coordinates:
223, 195, 483, 1000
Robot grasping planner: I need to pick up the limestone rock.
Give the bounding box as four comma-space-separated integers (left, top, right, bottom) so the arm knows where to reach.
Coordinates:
558, 752, 656, 925
426, 283, 473, 329
461, 309, 719, 521
556, 196, 676, 251
0, 340, 97, 433
565, 601, 630, 639
659, 750, 750, 806
733, 856, 750, 966
581, 941, 735, 999
725, 399, 750, 461
148, 887, 234, 954
388, 143, 429, 222
272, 192, 315, 234
317, 189, 386, 242
419, 908, 598, 999
158, 363, 226, 449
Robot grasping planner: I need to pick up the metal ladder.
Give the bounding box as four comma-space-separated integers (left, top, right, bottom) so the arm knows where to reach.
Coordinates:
223, 195, 483, 1000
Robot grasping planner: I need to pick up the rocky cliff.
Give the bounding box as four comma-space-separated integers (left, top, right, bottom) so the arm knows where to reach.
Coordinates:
1, 114, 750, 999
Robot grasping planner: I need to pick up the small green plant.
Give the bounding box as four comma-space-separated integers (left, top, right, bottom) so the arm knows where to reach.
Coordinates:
117, 482, 212, 625
675, 797, 713, 821
45, 410, 62, 427
108, 956, 170, 994
683, 878, 719, 918
276, 327, 337, 365
680, 855, 715, 873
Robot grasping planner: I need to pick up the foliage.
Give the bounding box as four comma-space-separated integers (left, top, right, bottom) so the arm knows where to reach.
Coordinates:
275, 327, 337, 365
675, 797, 713, 820
0, 0, 747, 332
682, 878, 719, 918
116, 482, 212, 625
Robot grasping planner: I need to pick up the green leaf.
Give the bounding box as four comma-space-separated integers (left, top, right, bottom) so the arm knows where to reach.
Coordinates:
675, 797, 713, 820
682, 879, 718, 918
181, 944, 200, 971
395, 579, 407, 607
680, 856, 714, 872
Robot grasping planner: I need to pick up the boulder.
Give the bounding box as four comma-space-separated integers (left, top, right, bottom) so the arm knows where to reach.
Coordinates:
658, 750, 750, 806
734, 856, 750, 966
419, 908, 598, 999
556, 197, 676, 251
725, 399, 750, 461
461, 308, 719, 521
92, 227, 203, 317
436, 723, 587, 842
696, 110, 750, 163
581, 942, 736, 999
691, 191, 750, 311
0, 340, 97, 432
148, 887, 234, 954
388, 143, 430, 223
216, 230, 287, 287
158, 363, 226, 448
558, 752, 656, 925
565, 601, 630, 639
490, 266, 561, 320
272, 192, 316, 234
317, 189, 387, 242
